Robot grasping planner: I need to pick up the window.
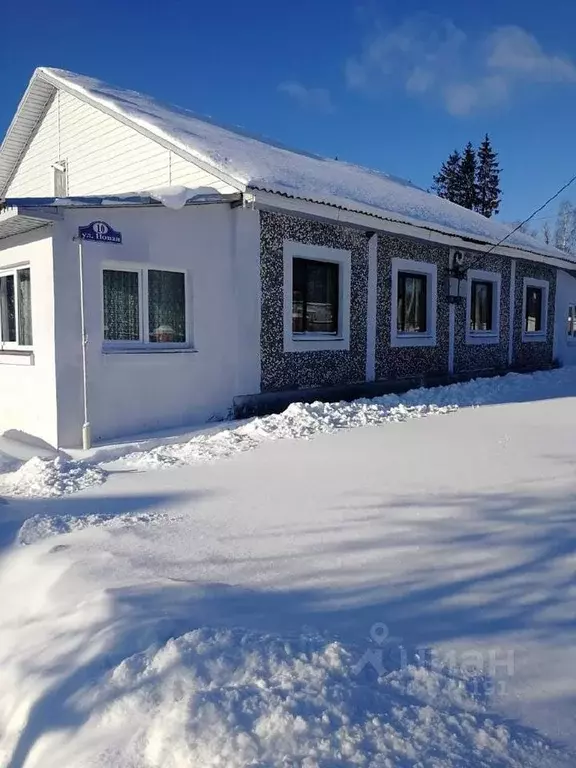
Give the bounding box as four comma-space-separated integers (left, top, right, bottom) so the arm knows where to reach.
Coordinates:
391, 258, 437, 347
397, 272, 427, 333
525, 287, 543, 332
0, 267, 33, 348
292, 258, 339, 334
522, 278, 548, 342
103, 266, 187, 347
283, 241, 351, 352
567, 305, 576, 339
470, 281, 493, 331
466, 269, 501, 344
52, 161, 67, 197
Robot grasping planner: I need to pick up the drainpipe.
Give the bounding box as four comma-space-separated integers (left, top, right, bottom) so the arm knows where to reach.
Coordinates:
73, 236, 91, 449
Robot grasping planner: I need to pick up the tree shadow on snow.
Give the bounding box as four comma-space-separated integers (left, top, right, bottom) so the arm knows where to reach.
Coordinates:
4, 485, 576, 766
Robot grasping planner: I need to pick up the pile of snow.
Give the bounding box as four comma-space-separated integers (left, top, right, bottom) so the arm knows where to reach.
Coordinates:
2, 626, 568, 767
108, 368, 575, 471
2, 368, 574, 498
18, 507, 178, 546
0, 456, 106, 498
115, 402, 455, 470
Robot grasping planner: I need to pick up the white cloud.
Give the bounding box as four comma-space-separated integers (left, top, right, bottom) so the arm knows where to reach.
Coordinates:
346, 15, 576, 115
278, 81, 334, 113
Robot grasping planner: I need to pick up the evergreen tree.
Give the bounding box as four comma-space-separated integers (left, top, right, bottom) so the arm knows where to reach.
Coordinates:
459, 142, 477, 211
431, 150, 462, 204
475, 134, 501, 218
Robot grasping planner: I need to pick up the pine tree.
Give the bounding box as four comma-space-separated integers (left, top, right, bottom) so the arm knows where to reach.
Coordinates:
431, 150, 462, 204
475, 134, 501, 218
459, 142, 477, 211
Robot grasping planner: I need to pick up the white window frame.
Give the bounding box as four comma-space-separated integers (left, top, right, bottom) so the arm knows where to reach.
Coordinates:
101, 261, 191, 351
521, 277, 549, 343
0, 264, 33, 351
567, 304, 576, 344
391, 257, 437, 347
465, 269, 501, 345
283, 241, 351, 352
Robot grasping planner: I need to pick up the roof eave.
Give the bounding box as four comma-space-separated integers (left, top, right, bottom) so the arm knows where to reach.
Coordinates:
0, 205, 61, 241
250, 187, 573, 270
0, 70, 56, 197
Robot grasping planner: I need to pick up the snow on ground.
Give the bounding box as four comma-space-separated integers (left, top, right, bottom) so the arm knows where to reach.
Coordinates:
1, 367, 574, 501
1, 368, 576, 766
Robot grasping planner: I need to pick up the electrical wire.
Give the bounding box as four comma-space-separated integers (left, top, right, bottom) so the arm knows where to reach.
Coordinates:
483, 173, 576, 258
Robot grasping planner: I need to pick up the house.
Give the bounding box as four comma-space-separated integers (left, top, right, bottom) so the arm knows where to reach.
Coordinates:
1, 67, 576, 449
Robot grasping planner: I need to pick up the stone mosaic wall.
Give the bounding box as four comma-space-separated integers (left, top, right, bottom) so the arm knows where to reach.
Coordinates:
375, 232, 450, 381
259, 210, 556, 395
260, 211, 369, 392
512, 259, 556, 369
453, 252, 511, 374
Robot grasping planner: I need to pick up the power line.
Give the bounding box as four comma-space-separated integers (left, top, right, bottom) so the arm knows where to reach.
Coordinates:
483, 173, 576, 257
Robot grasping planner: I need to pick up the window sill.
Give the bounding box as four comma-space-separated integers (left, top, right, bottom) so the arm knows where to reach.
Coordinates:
284, 334, 350, 353
102, 345, 197, 355
521, 333, 547, 344
466, 333, 500, 346
292, 333, 344, 341
391, 333, 436, 348
0, 349, 35, 366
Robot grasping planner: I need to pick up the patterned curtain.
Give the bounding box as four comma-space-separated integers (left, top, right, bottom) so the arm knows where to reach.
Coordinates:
17, 269, 33, 345
103, 270, 140, 341
148, 270, 186, 343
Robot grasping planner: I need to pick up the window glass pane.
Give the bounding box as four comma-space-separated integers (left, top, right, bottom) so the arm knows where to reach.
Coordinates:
568, 305, 575, 337
148, 270, 186, 343
103, 270, 140, 341
0, 274, 16, 342
17, 268, 33, 345
525, 287, 542, 333
397, 272, 427, 333
470, 280, 493, 332
292, 258, 339, 334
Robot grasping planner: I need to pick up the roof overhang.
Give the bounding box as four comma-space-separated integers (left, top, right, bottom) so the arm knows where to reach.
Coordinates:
0, 206, 61, 241
0, 76, 55, 196
250, 189, 576, 271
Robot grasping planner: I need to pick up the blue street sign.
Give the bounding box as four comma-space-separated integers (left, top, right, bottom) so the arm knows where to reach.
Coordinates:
78, 221, 122, 244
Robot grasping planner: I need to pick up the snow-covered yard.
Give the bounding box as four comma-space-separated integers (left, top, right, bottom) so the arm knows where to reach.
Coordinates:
1, 369, 576, 766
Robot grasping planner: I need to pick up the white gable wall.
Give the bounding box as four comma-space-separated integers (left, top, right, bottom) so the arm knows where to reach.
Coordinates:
0, 228, 58, 446
5, 90, 237, 198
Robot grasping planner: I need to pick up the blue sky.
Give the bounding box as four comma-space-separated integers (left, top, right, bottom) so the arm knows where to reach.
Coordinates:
2, 0, 576, 225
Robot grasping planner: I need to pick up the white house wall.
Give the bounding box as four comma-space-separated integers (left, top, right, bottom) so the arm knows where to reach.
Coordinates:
554, 269, 576, 366
0, 229, 58, 446
52, 204, 261, 447
5, 90, 237, 198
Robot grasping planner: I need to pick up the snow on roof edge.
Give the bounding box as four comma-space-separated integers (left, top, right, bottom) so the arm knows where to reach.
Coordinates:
3, 67, 570, 266
250, 184, 575, 266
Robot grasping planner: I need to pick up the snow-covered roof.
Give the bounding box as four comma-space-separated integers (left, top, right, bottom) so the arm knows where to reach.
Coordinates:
0, 67, 569, 262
